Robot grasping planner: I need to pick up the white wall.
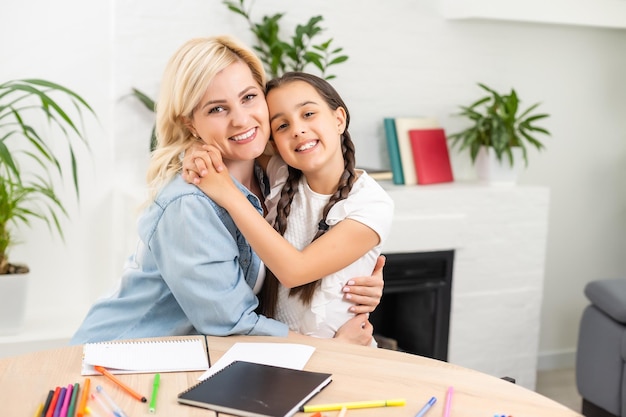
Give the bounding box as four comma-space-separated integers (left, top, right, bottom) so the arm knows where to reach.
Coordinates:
1, 0, 626, 370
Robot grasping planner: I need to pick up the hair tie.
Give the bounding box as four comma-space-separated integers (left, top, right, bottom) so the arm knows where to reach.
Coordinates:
318, 220, 329, 231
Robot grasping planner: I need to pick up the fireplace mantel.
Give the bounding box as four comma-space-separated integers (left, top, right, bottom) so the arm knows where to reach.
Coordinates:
381, 181, 550, 390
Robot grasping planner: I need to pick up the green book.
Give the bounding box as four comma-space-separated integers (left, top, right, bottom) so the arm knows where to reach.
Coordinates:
383, 118, 404, 185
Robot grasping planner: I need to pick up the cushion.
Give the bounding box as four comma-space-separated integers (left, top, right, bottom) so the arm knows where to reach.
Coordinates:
585, 279, 626, 323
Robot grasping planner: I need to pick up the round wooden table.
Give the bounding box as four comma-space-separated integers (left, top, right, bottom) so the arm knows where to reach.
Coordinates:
0, 335, 582, 416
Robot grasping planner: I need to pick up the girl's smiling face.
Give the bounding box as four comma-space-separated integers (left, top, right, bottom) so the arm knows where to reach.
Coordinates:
267, 80, 346, 180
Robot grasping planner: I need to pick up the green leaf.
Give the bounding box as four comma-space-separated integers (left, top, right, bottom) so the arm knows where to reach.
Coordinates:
217, 0, 348, 78
448, 82, 551, 166
328, 55, 349, 66
131, 88, 156, 112
0, 78, 97, 258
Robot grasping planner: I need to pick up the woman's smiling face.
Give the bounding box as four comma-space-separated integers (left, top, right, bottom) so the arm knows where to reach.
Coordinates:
189, 60, 270, 164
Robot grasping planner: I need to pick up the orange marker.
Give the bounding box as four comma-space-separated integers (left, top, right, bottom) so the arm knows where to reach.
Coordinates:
94, 365, 147, 402
77, 377, 91, 417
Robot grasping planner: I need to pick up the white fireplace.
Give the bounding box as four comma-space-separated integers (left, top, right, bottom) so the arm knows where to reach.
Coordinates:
380, 181, 550, 390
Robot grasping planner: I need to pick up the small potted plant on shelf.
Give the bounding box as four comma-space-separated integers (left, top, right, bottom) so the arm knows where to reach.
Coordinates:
0, 79, 96, 335
447, 83, 551, 183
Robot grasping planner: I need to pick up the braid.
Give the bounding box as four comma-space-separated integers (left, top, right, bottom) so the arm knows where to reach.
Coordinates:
289, 132, 357, 305
258, 167, 302, 318
259, 71, 358, 317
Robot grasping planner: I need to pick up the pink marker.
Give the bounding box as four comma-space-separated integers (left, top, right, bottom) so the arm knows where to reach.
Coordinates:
59, 383, 74, 417
443, 386, 454, 417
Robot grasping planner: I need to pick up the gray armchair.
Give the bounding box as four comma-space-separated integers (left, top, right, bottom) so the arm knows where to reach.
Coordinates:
576, 278, 626, 417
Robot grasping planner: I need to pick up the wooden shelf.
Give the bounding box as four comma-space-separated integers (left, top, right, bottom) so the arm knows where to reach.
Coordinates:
441, 0, 626, 29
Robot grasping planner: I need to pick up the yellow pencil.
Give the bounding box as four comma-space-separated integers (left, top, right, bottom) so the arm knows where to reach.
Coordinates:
33, 403, 43, 417
301, 398, 405, 413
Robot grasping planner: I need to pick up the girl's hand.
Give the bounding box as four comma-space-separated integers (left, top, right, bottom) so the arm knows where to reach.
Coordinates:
342, 255, 385, 314
181, 143, 225, 184
334, 313, 373, 346
192, 146, 238, 207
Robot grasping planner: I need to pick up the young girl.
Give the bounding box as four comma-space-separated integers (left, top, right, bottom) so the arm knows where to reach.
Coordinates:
191, 72, 394, 341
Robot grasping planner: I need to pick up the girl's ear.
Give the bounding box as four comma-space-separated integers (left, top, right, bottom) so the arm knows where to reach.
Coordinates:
335, 106, 347, 135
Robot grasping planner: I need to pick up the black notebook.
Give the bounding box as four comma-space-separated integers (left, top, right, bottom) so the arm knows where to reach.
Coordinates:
177, 360, 332, 417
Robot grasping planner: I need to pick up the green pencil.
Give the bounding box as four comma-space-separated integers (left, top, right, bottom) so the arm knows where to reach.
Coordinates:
149, 373, 161, 414
66, 382, 80, 417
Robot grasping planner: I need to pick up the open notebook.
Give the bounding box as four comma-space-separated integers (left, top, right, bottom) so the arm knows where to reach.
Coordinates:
81, 338, 210, 375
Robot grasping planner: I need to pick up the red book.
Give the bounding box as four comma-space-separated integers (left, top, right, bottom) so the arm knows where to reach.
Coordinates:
408, 128, 454, 185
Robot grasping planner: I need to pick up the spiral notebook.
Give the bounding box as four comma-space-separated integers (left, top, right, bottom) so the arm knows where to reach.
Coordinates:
178, 360, 332, 417
81, 338, 210, 375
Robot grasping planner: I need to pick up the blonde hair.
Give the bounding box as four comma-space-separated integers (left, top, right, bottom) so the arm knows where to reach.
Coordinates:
145, 35, 266, 199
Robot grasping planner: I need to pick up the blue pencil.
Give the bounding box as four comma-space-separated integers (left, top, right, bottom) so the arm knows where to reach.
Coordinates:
414, 396, 437, 417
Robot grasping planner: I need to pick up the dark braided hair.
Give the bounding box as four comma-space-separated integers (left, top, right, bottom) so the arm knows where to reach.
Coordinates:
258, 72, 357, 318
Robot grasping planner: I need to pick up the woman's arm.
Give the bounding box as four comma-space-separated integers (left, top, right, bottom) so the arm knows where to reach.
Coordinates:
193, 148, 380, 288
154, 189, 288, 337
333, 313, 374, 345
286, 314, 373, 346
343, 255, 385, 314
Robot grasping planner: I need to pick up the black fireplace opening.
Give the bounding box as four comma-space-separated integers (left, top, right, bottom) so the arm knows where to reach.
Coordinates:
369, 250, 454, 361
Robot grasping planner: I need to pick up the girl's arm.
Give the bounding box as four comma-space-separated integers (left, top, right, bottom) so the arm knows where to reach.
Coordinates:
181, 142, 271, 184
195, 148, 380, 289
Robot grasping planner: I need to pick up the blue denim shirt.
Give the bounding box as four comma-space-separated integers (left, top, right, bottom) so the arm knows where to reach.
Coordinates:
70, 173, 288, 344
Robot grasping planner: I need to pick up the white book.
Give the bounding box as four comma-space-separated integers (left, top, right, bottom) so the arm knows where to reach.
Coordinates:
393, 117, 440, 185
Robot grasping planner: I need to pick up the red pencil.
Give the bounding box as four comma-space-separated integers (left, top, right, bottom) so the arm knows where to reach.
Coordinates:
45, 387, 61, 417
94, 365, 147, 402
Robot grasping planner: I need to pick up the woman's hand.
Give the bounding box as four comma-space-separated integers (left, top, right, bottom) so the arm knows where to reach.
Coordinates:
342, 255, 385, 314
181, 142, 225, 184
334, 313, 373, 346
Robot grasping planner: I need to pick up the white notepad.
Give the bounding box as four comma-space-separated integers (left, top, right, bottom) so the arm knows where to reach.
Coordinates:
81, 338, 210, 375
199, 342, 315, 380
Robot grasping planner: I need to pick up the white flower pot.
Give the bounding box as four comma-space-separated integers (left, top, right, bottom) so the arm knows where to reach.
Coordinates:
475, 146, 523, 184
0, 271, 29, 335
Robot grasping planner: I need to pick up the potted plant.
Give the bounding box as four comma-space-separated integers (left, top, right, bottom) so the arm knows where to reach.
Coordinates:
223, 0, 348, 80
447, 83, 551, 182
133, 0, 349, 150
0, 79, 96, 334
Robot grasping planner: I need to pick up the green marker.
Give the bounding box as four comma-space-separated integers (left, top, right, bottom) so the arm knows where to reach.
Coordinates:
66, 382, 80, 417
149, 373, 161, 414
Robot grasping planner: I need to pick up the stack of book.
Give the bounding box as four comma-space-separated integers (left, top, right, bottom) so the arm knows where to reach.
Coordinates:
383, 117, 454, 186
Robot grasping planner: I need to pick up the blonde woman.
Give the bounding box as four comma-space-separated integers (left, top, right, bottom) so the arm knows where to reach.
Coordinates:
71, 36, 382, 345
